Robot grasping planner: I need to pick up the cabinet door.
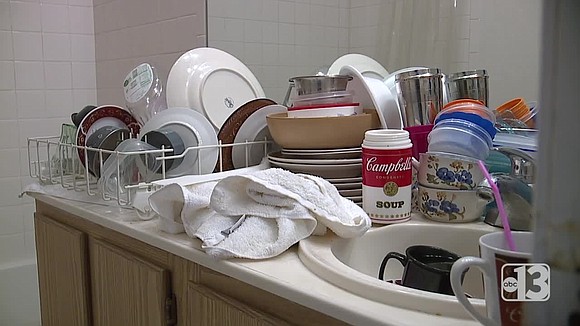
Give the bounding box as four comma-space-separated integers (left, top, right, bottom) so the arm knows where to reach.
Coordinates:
35, 213, 91, 326
187, 283, 290, 326
89, 238, 174, 326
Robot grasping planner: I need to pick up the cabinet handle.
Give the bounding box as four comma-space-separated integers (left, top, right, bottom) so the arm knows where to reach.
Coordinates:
165, 293, 177, 326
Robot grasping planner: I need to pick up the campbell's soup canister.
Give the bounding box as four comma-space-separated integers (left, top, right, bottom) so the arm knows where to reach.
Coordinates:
362, 130, 413, 224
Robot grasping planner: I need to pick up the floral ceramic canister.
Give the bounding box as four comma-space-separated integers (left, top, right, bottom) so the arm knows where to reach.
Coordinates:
414, 152, 485, 190
417, 184, 491, 223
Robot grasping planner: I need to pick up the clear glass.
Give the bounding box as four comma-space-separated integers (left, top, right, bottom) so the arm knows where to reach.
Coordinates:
123, 63, 168, 125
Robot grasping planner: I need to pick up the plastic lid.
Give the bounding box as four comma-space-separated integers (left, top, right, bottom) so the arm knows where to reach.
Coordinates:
363, 129, 411, 149
440, 100, 496, 123
432, 118, 493, 148
434, 111, 497, 138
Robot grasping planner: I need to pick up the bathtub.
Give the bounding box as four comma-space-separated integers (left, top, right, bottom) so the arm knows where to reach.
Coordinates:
0, 260, 41, 326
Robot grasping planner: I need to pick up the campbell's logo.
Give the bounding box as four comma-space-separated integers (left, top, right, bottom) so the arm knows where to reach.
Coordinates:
365, 157, 412, 175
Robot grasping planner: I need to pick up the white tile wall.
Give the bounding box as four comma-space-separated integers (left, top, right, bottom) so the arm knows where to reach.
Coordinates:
208, 0, 350, 102
0, 0, 97, 273
206, 0, 540, 108
94, 0, 206, 105
468, 0, 541, 108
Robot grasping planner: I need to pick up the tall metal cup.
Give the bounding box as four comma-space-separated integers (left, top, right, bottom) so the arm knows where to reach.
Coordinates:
446, 69, 489, 107
395, 68, 444, 127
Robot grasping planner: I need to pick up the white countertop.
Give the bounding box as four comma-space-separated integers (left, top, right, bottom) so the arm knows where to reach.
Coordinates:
30, 192, 478, 326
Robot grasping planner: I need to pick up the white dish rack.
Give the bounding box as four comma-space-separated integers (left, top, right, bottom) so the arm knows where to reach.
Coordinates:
27, 134, 273, 207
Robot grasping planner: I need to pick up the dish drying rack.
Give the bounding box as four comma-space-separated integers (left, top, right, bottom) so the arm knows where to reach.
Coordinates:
27, 133, 274, 207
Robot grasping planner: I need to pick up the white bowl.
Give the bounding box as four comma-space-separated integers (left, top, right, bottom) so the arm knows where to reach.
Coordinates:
340, 65, 402, 129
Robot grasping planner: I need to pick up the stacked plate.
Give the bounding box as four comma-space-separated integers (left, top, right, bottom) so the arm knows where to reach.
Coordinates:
267, 148, 363, 205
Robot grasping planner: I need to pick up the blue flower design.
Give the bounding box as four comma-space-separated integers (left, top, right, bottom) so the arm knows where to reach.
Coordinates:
436, 168, 455, 183
439, 200, 460, 213
426, 199, 440, 212
455, 170, 473, 185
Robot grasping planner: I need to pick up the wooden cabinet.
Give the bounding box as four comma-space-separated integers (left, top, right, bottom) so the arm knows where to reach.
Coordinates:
35, 213, 91, 326
89, 238, 172, 326
187, 283, 289, 326
34, 200, 347, 326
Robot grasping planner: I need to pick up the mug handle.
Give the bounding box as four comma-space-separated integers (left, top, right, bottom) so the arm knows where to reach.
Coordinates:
450, 257, 498, 326
378, 252, 407, 281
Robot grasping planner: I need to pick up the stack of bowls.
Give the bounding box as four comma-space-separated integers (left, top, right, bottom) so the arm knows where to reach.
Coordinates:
415, 99, 498, 223
287, 75, 361, 118
428, 99, 496, 161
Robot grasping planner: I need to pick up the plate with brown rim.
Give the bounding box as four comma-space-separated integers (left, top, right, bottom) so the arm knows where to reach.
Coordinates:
216, 98, 277, 171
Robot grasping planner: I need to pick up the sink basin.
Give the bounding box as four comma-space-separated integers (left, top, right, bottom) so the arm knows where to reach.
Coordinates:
298, 214, 498, 319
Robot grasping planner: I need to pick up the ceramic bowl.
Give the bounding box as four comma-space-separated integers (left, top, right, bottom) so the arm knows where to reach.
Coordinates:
412, 152, 485, 190
417, 184, 492, 223
266, 110, 379, 149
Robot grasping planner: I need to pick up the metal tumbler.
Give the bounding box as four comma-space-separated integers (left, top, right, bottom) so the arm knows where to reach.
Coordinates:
445, 69, 489, 107
395, 68, 444, 127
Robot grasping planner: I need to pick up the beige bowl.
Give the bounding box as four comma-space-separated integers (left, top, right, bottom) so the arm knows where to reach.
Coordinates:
266, 111, 378, 149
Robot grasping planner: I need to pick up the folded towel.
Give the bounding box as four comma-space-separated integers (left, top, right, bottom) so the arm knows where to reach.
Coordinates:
211, 168, 370, 238
149, 168, 371, 259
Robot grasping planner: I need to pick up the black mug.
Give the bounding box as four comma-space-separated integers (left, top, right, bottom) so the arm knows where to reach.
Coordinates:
378, 245, 464, 295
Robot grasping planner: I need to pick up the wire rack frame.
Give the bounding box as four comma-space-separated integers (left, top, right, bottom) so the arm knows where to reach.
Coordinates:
27, 135, 274, 206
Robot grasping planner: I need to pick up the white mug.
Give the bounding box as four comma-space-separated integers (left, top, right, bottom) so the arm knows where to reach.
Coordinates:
450, 231, 534, 326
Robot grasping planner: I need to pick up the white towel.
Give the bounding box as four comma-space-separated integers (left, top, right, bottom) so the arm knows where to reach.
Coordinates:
149, 168, 371, 259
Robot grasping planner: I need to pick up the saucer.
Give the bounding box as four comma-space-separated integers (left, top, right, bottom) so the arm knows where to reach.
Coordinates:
268, 160, 362, 179
268, 151, 361, 165
334, 182, 362, 190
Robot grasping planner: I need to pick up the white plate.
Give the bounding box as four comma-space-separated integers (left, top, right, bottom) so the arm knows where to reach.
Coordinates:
281, 147, 361, 154
341, 65, 402, 129
138, 107, 219, 177
268, 151, 361, 165
339, 189, 362, 197
328, 54, 389, 80
326, 176, 363, 183
269, 161, 362, 179
232, 104, 287, 169
334, 182, 362, 190
166, 47, 265, 129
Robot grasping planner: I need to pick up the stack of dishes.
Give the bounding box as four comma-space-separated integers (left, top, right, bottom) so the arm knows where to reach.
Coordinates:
267, 148, 363, 205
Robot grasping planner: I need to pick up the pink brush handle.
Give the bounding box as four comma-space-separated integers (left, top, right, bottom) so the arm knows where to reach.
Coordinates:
477, 160, 517, 251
